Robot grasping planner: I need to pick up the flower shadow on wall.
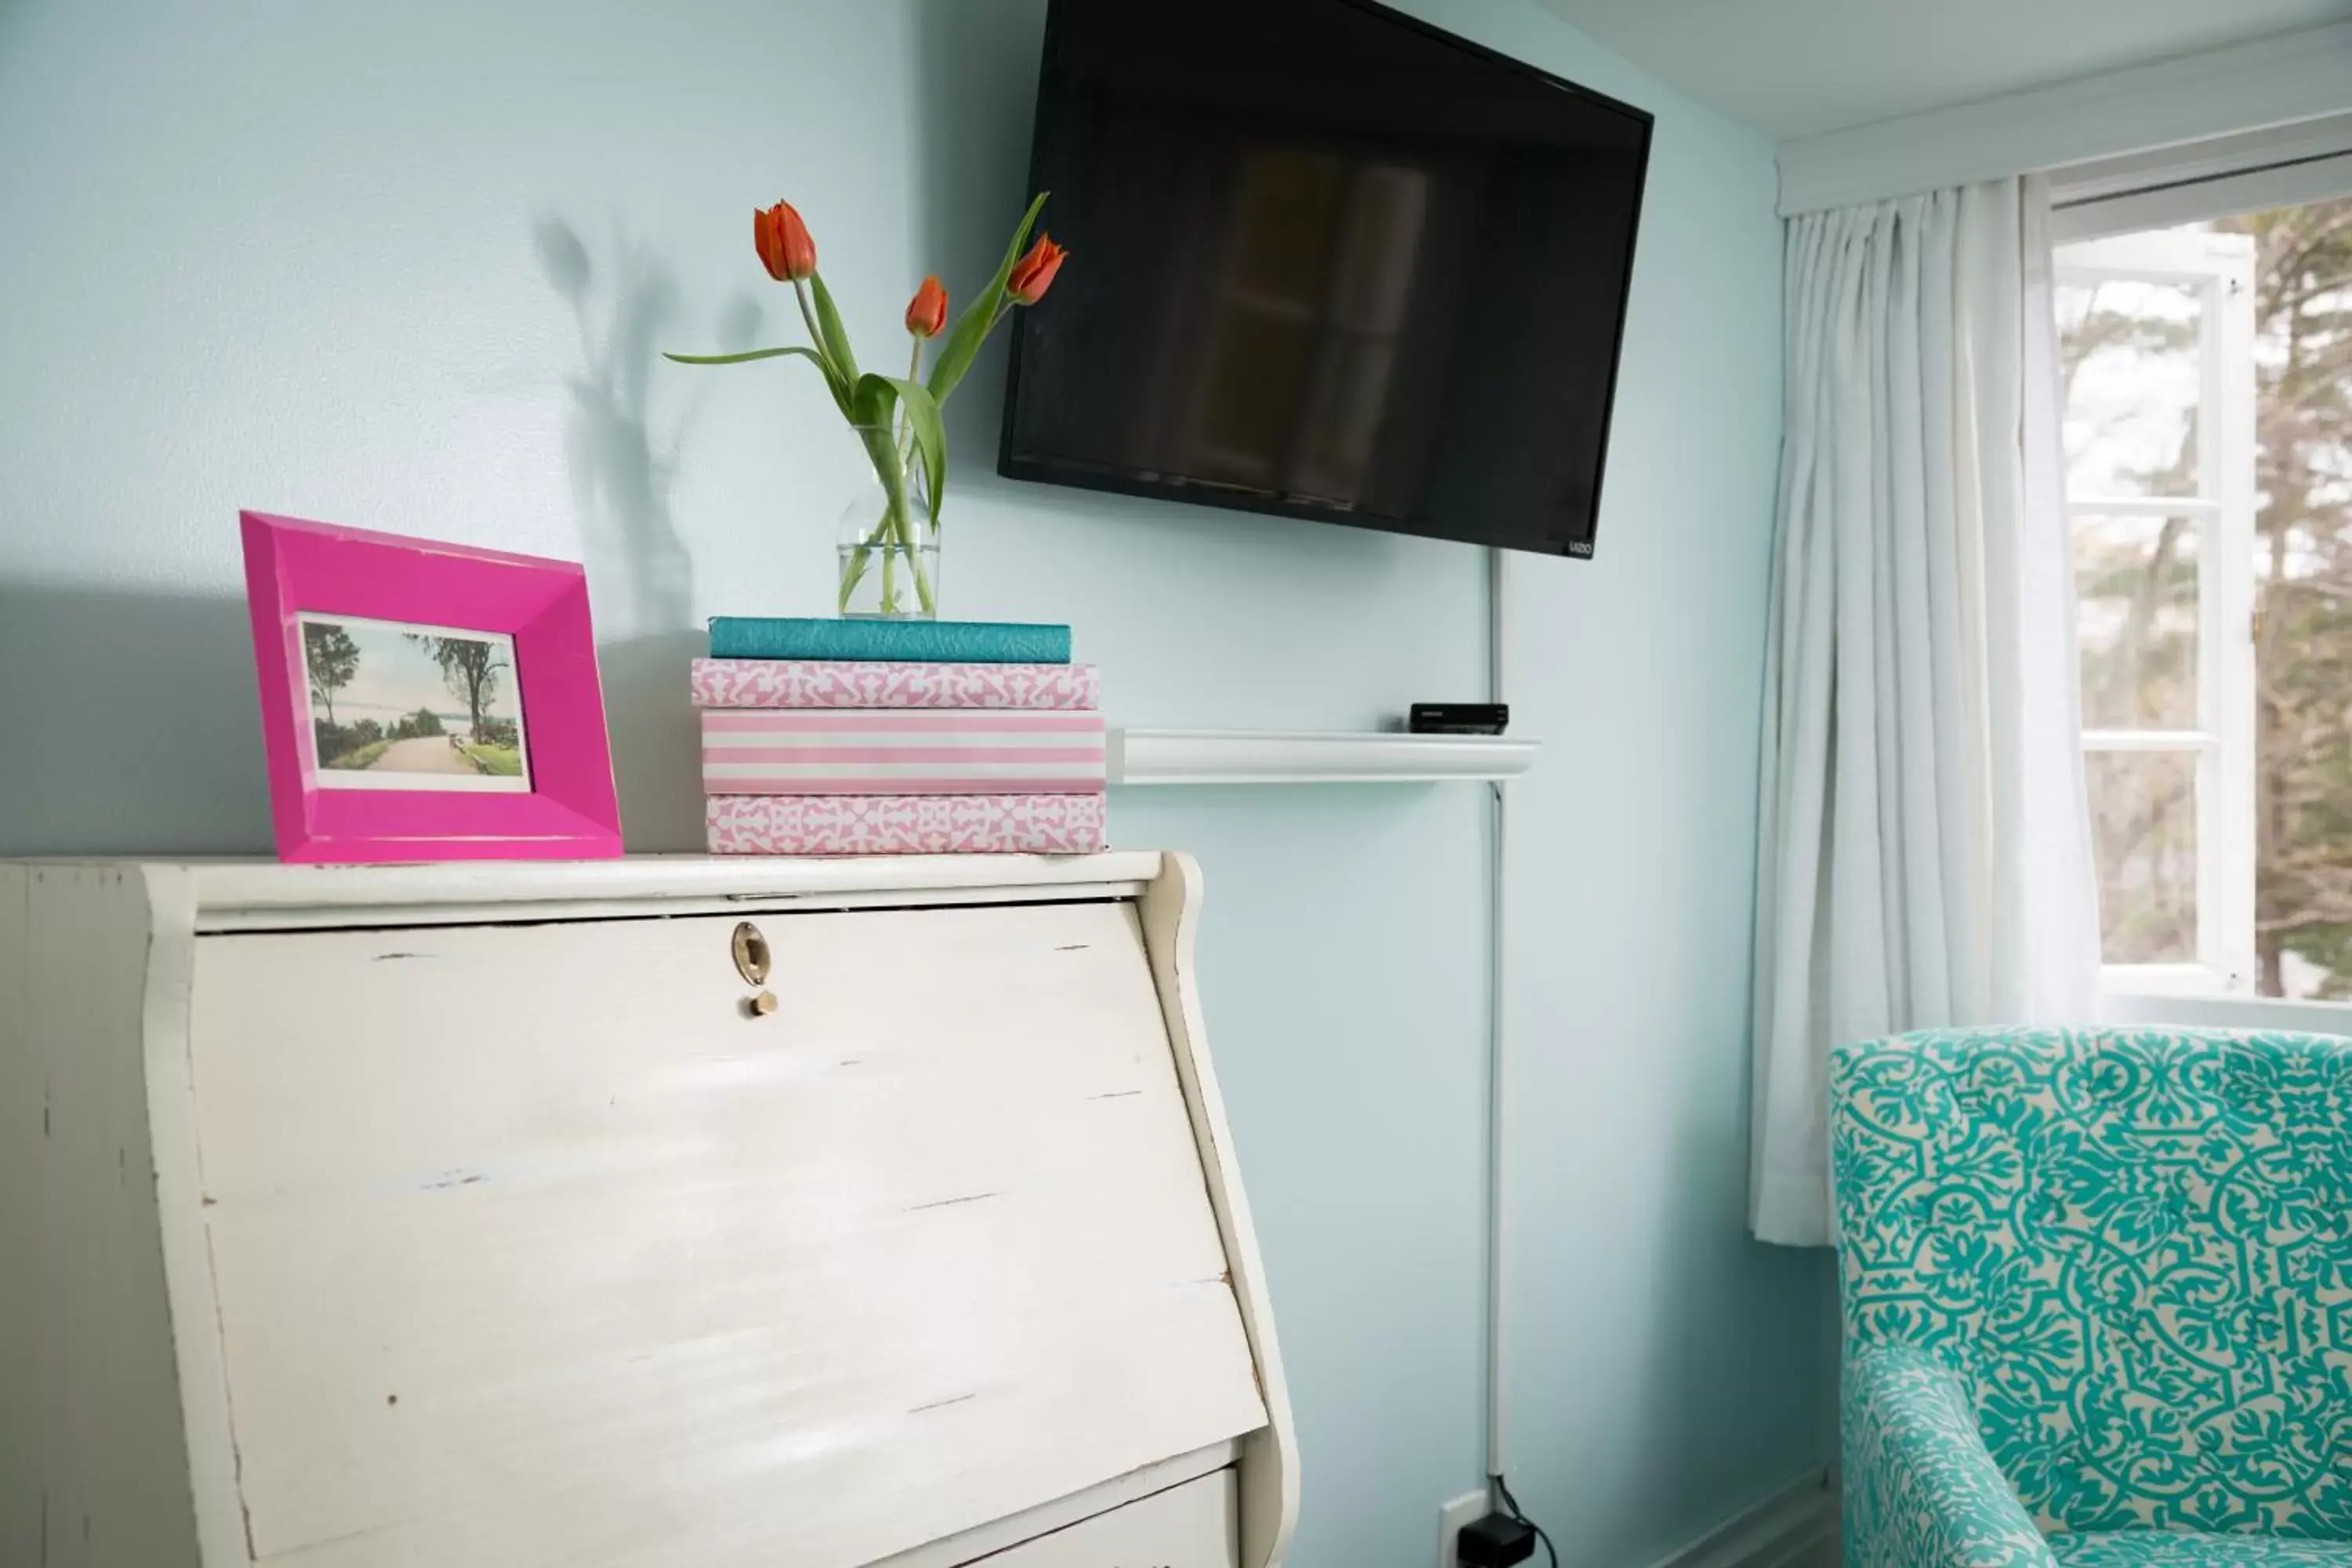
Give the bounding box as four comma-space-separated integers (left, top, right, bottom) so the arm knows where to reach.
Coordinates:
535, 216, 764, 637
533, 217, 762, 848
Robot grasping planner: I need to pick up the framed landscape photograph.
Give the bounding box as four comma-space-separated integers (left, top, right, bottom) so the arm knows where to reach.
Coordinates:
242, 512, 621, 862
301, 615, 532, 793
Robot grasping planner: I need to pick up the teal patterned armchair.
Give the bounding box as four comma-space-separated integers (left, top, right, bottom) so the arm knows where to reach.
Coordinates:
1832, 1027, 2352, 1568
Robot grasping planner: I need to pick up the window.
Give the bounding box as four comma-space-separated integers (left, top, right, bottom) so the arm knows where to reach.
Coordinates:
2056, 229, 2256, 992
2056, 189, 2352, 996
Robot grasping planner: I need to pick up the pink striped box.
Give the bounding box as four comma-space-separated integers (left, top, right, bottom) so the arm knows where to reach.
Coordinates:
691, 658, 1099, 710
707, 793, 1108, 855
700, 709, 1106, 795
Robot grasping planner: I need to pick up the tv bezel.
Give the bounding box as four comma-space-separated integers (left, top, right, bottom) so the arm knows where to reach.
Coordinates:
996, 0, 1655, 561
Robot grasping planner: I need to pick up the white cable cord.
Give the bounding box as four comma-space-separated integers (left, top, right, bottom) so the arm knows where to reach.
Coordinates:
1484, 544, 1512, 1482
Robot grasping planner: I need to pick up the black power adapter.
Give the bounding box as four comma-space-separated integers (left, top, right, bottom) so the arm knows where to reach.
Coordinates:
1457, 1512, 1538, 1568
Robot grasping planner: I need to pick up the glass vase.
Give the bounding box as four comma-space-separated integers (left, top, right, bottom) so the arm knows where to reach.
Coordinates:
836, 423, 940, 621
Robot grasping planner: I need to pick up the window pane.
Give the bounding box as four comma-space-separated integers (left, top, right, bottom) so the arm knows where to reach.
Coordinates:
2085, 750, 2198, 964
2074, 513, 2199, 730
2055, 273, 2201, 499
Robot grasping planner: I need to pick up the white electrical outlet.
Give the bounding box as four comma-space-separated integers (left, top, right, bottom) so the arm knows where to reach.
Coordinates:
1439, 1490, 1490, 1568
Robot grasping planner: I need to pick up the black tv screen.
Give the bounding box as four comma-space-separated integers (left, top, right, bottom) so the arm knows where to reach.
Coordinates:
998, 0, 1653, 559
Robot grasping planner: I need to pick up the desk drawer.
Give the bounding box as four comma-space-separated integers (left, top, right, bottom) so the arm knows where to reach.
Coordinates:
984, 1470, 1237, 1568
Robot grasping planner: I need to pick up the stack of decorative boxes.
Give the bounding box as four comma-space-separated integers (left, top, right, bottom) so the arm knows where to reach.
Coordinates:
694, 615, 1107, 855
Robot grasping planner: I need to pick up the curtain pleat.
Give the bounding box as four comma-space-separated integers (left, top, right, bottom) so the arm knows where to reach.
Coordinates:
1748, 178, 2100, 1247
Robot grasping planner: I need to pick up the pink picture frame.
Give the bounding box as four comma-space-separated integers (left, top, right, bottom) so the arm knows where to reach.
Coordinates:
241, 511, 622, 863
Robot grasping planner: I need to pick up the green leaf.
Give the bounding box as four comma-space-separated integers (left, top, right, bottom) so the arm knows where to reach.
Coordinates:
926, 190, 1049, 407
845, 374, 947, 528
848, 372, 898, 430
847, 385, 914, 543
808, 273, 862, 387
878, 376, 948, 524
664, 344, 849, 416
664, 345, 828, 367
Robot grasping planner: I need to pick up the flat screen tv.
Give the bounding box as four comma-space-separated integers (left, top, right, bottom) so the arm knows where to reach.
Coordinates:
998, 0, 1653, 559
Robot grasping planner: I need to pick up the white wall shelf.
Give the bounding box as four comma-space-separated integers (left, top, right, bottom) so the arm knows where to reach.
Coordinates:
1108, 728, 1536, 786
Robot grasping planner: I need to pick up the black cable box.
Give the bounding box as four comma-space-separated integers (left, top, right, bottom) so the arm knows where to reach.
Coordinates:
1409, 702, 1508, 736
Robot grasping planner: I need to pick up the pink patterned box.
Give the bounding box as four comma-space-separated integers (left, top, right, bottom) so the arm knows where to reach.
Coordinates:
707, 793, 1108, 855
702, 709, 1105, 795
691, 658, 1099, 710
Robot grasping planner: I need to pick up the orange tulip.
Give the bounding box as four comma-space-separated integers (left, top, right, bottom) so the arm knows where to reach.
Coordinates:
753, 200, 816, 282
905, 275, 949, 338
1007, 235, 1067, 304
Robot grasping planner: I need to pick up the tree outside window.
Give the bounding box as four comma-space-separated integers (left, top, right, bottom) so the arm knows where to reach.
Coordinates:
2058, 194, 2352, 996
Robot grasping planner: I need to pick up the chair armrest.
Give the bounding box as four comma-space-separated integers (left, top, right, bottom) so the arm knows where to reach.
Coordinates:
1844, 1345, 2056, 1568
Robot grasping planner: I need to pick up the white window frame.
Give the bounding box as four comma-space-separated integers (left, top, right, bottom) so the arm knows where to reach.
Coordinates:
2049, 117, 2352, 245
2056, 228, 2257, 995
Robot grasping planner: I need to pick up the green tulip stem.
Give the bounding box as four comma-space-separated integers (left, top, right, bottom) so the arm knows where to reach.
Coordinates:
853, 339, 936, 616
898, 336, 935, 615
791, 279, 829, 379
899, 338, 924, 461
839, 422, 935, 618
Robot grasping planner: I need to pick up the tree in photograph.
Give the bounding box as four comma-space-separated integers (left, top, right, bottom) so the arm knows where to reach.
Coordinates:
2221, 198, 2352, 994
405, 636, 508, 735
303, 622, 360, 727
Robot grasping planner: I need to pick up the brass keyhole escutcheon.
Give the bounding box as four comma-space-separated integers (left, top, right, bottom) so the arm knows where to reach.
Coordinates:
731, 921, 771, 987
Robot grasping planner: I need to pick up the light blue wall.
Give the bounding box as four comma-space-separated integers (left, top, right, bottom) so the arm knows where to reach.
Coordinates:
1411, 12, 1842, 1557
0, 2, 1831, 1563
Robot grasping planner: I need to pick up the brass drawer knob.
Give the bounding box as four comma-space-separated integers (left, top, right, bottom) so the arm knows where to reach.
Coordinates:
749, 990, 779, 1018
731, 921, 771, 986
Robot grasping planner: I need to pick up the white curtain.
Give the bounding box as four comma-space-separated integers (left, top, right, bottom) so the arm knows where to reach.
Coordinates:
1748, 176, 2102, 1247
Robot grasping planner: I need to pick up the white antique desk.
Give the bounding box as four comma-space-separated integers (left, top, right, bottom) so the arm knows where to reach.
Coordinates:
0, 853, 1295, 1568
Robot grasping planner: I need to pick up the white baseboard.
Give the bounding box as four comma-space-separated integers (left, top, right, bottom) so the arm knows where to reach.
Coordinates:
1643, 1471, 1838, 1568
